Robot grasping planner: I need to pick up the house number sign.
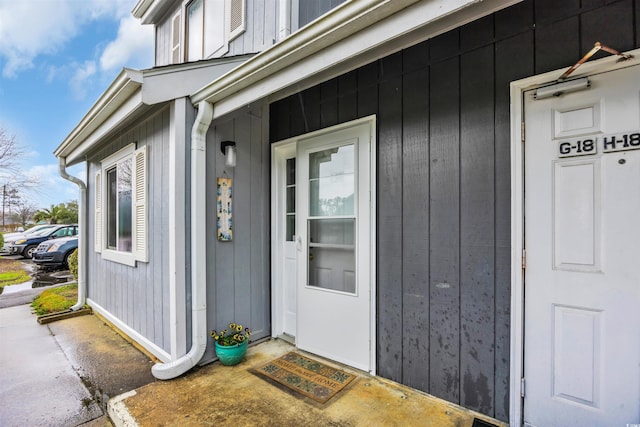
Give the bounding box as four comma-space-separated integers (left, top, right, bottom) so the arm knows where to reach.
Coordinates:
558, 132, 640, 158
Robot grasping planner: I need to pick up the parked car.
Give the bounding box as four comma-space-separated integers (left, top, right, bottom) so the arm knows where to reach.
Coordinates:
8, 225, 78, 258
1, 224, 57, 255
32, 236, 78, 268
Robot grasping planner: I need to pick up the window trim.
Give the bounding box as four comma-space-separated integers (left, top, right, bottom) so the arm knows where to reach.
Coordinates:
183, 0, 245, 62
96, 143, 148, 267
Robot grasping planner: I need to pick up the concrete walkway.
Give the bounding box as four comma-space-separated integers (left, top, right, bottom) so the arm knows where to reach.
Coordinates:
0, 304, 156, 427
0, 304, 103, 426
109, 339, 507, 427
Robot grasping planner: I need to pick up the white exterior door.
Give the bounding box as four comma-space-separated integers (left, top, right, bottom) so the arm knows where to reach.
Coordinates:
523, 64, 640, 426
296, 120, 374, 372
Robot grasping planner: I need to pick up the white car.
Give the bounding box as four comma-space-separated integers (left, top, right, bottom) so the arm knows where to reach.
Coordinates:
1, 224, 56, 254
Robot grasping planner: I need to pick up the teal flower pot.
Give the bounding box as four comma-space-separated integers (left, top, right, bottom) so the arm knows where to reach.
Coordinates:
215, 340, 248, 366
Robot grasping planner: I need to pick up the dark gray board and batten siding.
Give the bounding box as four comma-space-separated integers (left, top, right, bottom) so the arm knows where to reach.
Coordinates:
269, 0, 640, 421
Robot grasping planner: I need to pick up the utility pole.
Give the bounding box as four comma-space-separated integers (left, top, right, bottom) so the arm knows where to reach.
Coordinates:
2, 184, 5, 230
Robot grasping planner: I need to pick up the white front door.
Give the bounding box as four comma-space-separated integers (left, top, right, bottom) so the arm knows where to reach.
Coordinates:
523, 64, 640, 426
296, 120, 374, 372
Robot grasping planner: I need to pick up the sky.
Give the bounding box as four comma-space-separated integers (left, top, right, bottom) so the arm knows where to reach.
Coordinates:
0, 0, 154, 212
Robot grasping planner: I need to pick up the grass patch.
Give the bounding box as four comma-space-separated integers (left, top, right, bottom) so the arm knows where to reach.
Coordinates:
0, 258, 31, 294
31, 284, 78, 315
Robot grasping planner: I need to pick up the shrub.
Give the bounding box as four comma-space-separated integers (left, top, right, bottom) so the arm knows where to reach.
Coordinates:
68, 248, 78, 281
0, 233, 4, 250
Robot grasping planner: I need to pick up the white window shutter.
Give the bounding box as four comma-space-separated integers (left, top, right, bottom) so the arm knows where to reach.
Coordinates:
171, 12, 181, 64
94, 171, 102, 253
227, 0, 245, 41
133, 145, 148, 262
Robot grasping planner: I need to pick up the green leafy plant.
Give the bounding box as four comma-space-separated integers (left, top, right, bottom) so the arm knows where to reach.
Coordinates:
210, 322, 251, 346
68, 248, 78, 281
0, 233, 4, 250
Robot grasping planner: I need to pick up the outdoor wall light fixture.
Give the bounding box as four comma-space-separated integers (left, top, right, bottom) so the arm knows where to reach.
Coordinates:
221, 141, 237, 168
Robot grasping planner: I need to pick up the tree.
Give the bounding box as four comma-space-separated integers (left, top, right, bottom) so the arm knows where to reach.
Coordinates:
58, 201, 78, 224
10, 200, 37, 226
1, 128, 39, 228
0, 128, 23, 173
34, 201, 78, 225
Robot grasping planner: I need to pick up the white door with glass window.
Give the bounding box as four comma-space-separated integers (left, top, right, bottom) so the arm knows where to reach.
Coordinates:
523, 64, 640, 426
296, 121, 373, 372
272, 118, 375, 373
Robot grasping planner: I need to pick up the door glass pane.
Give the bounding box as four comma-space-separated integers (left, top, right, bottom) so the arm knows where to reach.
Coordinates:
308, 218, 356, 293
309, 145, 354, 216
306, 142, 356, 294
285, 158, 296, 242
309, 218, 354, 245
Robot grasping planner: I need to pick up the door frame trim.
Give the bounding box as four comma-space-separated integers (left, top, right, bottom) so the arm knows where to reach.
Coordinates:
509, 48, 640, 427
271, 139, 297, 339
270, 115, 377, 374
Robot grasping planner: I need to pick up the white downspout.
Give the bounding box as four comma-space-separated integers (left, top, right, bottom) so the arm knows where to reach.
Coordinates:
152, 101, 213, 379
58, 157, 87, 311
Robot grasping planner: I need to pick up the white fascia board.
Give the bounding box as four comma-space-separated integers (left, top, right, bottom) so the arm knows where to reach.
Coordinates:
54, 68, 143, 161
192, 0, 520, 118
132, 0, 169, 24
64, 90, 146, 165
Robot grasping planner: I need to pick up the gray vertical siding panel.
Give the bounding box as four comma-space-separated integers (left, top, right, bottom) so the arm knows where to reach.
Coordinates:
534, 16, 580, 74
205, 108, 271, 362
494, 30, 533, 421
233, 116, 252, 326
581, 0, 634, 61
636, 0, 640, 47
401, 46, 430, 391
428, 56, 461, 404
337, 71, 358, 123
86, 107, 171, 354
459, 45, 496, 415
250, 108, 270, 337
320, 79, 338, 129
356, 63, 378, 118
213, 119, 236, 333
377, 52, 404, 383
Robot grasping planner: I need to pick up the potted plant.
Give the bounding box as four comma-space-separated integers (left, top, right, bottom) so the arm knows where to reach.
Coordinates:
210, 323, 251, 366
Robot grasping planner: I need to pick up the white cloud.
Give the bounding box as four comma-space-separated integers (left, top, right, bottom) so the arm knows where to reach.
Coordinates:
100, 16, 154, 72
70, 61, 98, 99
0, 0, 152, 78
0, 1, 77, 77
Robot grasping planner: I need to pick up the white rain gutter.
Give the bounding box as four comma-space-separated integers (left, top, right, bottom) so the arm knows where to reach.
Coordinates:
151, 101, 213, 379
58, 157, 87, 311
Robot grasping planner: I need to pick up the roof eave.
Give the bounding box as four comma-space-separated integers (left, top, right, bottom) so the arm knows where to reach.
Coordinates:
54, 68, 143, 160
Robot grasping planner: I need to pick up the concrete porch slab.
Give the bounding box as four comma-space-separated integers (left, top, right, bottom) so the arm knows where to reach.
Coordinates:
109, 339, 507, 427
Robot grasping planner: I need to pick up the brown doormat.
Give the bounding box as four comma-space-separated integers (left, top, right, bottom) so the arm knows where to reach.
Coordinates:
253, 352, 355, 403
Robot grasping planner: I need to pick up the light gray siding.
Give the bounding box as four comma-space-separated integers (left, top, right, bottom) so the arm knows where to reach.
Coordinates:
87, 106, 173, 354
155, 0, 278, 67
227, 0, 278, 55
202, 104, 271, 363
